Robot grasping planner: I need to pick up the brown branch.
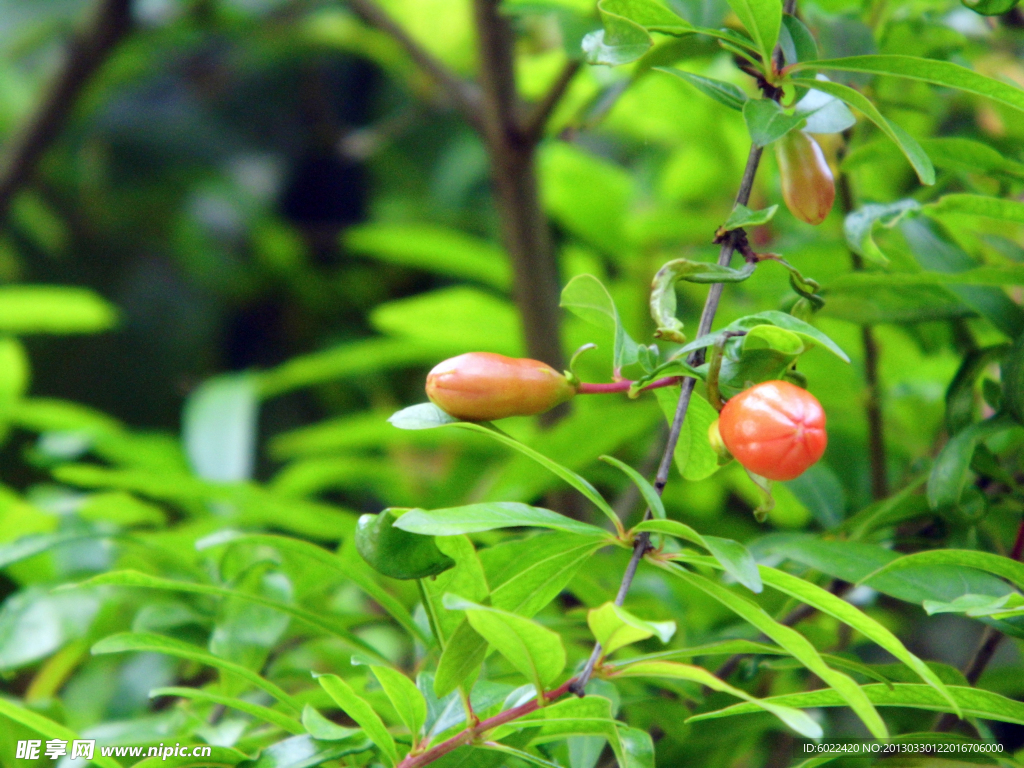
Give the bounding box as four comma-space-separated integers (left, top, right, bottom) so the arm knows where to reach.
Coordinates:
571, 144, 767, 694
0, 0, 133, 225
397, 678, 576, 768
345, 0, 483, 132
473, 0, 564, 375
522, 59, 581, 143
837, 172, 887, 499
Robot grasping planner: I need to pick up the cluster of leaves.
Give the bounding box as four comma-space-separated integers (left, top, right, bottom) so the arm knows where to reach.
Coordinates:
3, 1, 1024, 768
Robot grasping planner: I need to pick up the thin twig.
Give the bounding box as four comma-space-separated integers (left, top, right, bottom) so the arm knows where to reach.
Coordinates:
345, 0, 483, 132
837, 172, 888, 499
522, 59, 581, 143
571, 145, 767, 695
0, 0, 133, 225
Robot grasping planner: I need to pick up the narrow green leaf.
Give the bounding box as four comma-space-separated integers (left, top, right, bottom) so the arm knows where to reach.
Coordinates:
587, 602, 676, 656
797, 55, 1024, 114
726, 0, 781, 65
926, 193, 1024, 223
150, 687, 305, 734
807, 80, 934, 185
132, 747, 249, 768
743, 100, 805, 147
723, 203, 778, 230
0, 286, 118, 334
92, 632, 301, 713
393, 503, 612, 539
442, 594, 566, 691
301, 705, 362, 741
0, 698, 122, 768
657, 562, 889, 738
655, 67, 748, 111
197, 532, 426, 645
1003, 332, 1024, 425
388, 405, 623, 534
927, 414, 1017, 509
691, 684, 1024, 727
677, 310, 850, 362
599, 456, 665, 519
61, 570, 387, 661
317, 673, 398, 767
370, 666, 428, 738
636, 519, 762, 594
560, 274, 640, 370
756, 565, 960, 717
612, 660, 822, 737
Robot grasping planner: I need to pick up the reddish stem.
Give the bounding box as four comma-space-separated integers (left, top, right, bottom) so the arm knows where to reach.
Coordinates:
576, 376, 680, 395
399, 679, 577, 768
1011, 517, 1024, 561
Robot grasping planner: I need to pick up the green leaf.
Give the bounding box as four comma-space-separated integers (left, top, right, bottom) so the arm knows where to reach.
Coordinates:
758, 534, 1013, 606
560, 274, 640, 370
132, 747, 250, 768
0, 286, 118, 334
691, 684, 1024, 727
722, 203, 779, 230
927, 414, 1017, 509
370, 665, 428, 738
926, 193, 1024, 224
1003, 333, 1024, 425
725, 0, 781, 65
237, 734, 371, 768
795, 87, 856, 134
653, 386, 720, 482
920, 138, 1024, 179
150, 687, 305, 734
388, 405, 623, 534
183, 373, 259, 482
92, 632, 301, 713
922, 592, 1024, 619
442, 594, 566, 691
743, 99, 805, 147
901, 218, 1024, 339
587, 602, 676, 655
827, 268, 1024, 290
655, 67, 748, 111
656, 562, 889, 738
62, 570, 386, 661
317, 673, 398, 767
796, 55, 1024, 115
197, 532, 427, 645
355, 509, 456, 580
599, 455, 665, 520
779, 14, 818, 66
612, 660, 822, 737
678, 311, 850, 363
0, 697, 122, 768
635, 519, 762, 594
343, 223, 511, 290
806, 80, 934, 185
395, 502, 611, 539
583, 3, 655, 65
301, 705, 362, 741
843, 199, 921, 266
754, 565, 960, 717
649, 259, 755, 343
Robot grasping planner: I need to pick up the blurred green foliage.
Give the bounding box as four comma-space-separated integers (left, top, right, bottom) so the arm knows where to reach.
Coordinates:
1, 0, 1024, 766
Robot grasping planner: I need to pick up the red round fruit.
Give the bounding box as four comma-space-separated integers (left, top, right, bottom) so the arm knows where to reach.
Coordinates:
425, 352, 575, 421
717, 380, 827, 481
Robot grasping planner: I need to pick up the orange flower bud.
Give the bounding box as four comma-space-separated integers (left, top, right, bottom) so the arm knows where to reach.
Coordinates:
776, 131, 835, 226
426, 352, 576, 421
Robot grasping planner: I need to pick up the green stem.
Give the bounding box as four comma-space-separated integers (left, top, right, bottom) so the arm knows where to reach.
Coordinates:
417, 579, 446, 651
